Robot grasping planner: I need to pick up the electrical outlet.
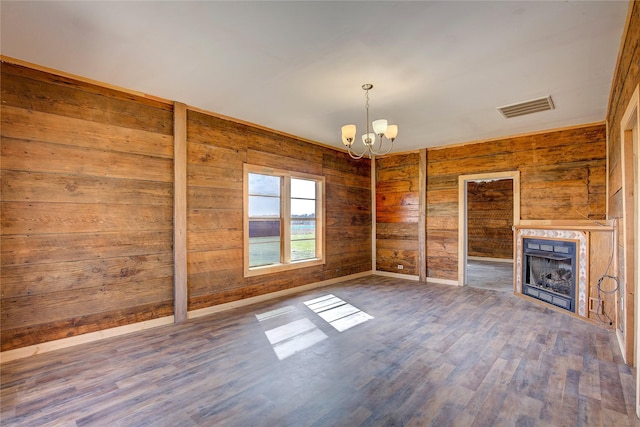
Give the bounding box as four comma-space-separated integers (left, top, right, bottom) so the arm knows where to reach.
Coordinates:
397, 264, 403, 270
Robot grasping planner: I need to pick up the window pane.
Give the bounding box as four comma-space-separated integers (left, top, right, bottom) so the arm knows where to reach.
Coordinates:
291, 239, 316, 261
249, 173, 280, 196
249, 220, 280, 267
291, 179, 315, 199
291, 220, 315, 240
249, 220, 280, 239
249, 196, 280, 217
291, 199, 315, 218
249, 240, 281, 267
291, 220, 316, 261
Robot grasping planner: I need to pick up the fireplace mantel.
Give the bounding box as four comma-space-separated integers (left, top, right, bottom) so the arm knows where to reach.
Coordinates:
517, 220, 613, 231
513, 221, 614, 324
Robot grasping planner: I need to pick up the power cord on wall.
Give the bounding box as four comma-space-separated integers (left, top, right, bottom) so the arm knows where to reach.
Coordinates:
575, 209, 609, 227
594, 218, 620, 326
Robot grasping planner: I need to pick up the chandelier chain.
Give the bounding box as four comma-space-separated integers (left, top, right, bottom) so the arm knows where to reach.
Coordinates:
365, 88, 370, 142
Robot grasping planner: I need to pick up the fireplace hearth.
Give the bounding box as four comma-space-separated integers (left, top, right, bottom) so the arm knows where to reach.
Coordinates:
522, 238, 577, 312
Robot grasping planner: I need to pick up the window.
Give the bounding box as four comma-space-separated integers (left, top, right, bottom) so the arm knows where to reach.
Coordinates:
244, 164, 325, 277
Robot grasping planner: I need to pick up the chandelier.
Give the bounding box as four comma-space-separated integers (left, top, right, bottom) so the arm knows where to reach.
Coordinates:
341, 83, 398, 159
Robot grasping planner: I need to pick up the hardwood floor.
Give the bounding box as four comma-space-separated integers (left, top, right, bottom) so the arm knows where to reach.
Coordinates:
466, 259, 513, 292
1, 275, 636, 426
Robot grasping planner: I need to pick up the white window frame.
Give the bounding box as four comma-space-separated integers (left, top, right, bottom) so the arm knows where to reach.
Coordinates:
243, 164, 325, 277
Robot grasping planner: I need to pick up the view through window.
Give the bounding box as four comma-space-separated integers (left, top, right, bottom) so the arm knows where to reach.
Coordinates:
244, 165, 325, 276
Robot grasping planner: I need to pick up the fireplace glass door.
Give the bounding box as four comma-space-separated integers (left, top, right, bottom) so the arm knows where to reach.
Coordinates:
522, 238, 577, 312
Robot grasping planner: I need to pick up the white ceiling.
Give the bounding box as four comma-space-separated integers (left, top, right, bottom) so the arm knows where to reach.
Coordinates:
0, 1, 630, 153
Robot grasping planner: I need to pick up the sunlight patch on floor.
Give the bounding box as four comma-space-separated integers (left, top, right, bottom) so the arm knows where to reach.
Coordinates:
304, 294, 373, 332
256, 306, 327, 360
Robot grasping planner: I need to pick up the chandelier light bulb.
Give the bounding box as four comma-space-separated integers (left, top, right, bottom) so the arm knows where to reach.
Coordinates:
384, 124, 398, 141
372, 119, 388, 136
341, 124, 357, 146
362, 133, 376, 146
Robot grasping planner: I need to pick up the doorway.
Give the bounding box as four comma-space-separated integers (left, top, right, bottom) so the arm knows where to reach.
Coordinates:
458, 171, 520, 288
466, 178, 514, 291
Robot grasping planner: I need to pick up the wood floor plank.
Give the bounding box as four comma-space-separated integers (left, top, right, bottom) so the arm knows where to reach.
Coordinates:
1, 275, 637, 426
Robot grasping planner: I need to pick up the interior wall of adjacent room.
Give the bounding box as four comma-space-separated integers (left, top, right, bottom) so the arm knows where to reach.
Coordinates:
467, 179, 514, 260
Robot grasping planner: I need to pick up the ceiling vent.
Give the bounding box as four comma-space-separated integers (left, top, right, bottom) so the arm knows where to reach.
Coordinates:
497, 96, 554, 119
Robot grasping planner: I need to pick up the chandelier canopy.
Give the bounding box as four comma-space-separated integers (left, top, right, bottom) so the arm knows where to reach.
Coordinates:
341, 83, 398, 159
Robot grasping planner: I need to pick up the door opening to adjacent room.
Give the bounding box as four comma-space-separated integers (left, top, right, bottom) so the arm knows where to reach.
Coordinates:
458, 171, 520, 289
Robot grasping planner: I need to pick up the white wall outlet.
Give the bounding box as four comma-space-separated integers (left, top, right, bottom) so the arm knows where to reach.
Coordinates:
397, 264, 403, 270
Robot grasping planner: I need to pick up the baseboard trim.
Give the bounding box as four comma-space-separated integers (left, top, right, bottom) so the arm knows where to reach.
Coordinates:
372, 271, 459, 286
468, 256, 514, 263
426, 277, 460, 286
1, 271, 376, 364
0, 316, 175, 364
374, 270, 420, 281
188, 270, 374, 319
616, 328, 627, 364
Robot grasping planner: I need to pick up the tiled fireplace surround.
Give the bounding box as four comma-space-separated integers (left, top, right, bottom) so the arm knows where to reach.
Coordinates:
515, 228, 588, 317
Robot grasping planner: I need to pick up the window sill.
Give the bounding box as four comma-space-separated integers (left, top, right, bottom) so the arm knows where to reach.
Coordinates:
244, 258, 325, 278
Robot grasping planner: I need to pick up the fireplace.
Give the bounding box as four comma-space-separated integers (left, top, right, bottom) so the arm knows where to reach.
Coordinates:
522, 238, 577, 312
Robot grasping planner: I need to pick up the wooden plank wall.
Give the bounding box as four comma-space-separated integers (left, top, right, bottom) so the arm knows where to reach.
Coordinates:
0, 62, 175, 351
467, 179, 514, 259
0, 62, 372, 351
608, 1, 639, 199
323, 151, 373, 279
606, 0, 639, 362
375, 153, 420, 275
184, 111, 372, 311
426, 124, 607, 281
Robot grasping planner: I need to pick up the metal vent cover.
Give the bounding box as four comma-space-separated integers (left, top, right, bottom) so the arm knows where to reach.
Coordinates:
497, 96, 554, 119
